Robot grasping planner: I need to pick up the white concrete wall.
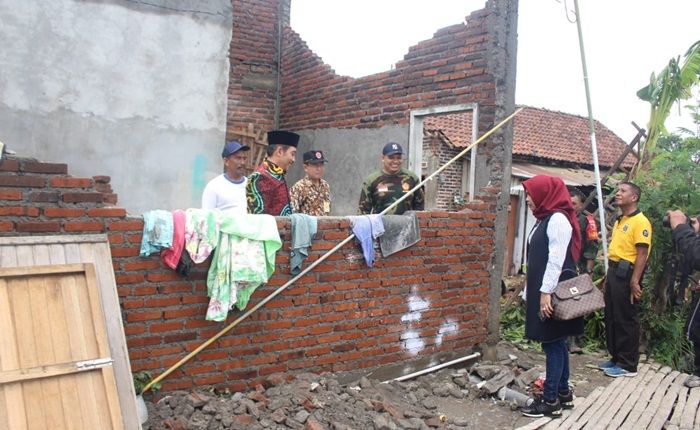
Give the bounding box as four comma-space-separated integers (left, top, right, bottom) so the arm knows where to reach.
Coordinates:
0, 0, 232, 214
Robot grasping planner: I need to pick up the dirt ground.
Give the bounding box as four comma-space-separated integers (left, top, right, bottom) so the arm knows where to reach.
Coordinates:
143, 341, 613, 430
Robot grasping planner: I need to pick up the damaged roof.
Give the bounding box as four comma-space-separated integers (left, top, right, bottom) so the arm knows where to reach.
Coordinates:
423, 106, 636, 169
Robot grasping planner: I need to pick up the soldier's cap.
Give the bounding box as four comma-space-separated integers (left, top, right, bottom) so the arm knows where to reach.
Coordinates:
222, 140, 250, 158
267, 130, 300, 147
303, 150, 327, 164
382, 142, 403, 156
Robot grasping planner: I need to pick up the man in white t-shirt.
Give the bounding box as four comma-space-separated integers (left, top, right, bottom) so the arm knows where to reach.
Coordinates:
201, 140, 251, 214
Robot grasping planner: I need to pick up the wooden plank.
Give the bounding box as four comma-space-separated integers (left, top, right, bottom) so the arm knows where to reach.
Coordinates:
630, 370, 679, 429
567, 376, 627, 430
28, 273, 65, 427
679, 386, 700, 430
516, 416, 551, 430
0, 358, 113, 384
0, 234, 107, 246
549, 386, 605, 430
0, 264, 88, 278
618, 370, 667, 430
81, 241, 140, 430
646, 372, 685, 430
668, 385, 689, 427
586, 364, 651, 430
604, 364, 657, 430
0, 278, 27, 429
45, 268, 85, 430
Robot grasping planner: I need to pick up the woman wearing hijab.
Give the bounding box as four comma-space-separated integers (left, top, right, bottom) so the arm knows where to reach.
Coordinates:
521, 175, 584, 418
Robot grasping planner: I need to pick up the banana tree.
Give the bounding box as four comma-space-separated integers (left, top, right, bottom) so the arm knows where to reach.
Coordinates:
635, 40, 700, 176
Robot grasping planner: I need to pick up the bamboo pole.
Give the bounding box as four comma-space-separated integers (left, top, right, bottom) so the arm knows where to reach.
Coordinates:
141, 108, 522, 393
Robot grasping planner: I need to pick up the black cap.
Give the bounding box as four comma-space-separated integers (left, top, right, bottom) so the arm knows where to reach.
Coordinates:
267, 130, 300, 147
382, 142, 403, 156
303, 150, 327, 164
222, 140, 250, 157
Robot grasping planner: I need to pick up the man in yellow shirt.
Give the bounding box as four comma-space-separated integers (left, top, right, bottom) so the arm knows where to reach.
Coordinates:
599, 182, 652, 378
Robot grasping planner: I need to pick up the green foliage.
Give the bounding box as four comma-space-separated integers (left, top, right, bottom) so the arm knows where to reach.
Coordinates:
639, 289, 693, 371
636, 39, 700, 172
581, 310, 606, 353
133, 370, 160, 394
500, 299, 540, 351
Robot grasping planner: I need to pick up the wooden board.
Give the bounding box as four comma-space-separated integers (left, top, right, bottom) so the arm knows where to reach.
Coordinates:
0, 235, 139, 430
0, 264, 122, 429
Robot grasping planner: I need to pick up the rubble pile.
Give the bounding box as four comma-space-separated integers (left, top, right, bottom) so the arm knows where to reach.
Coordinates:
143, 352, 545, 430
144, 370, 477, 430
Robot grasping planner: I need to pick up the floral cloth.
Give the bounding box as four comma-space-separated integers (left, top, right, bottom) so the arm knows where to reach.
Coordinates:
206, 213, 282, 321
246, 159, 292, 216
184, 208, 222, 264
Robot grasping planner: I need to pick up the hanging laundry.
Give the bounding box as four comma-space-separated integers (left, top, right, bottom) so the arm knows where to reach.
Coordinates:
140, 210, 174, 257
289, 213, 317, 275
184, 208, 222, 264
347, 215, 385, 267
379, 211, 421, 257
161, 209, 186, 270
206, 213, 282, 321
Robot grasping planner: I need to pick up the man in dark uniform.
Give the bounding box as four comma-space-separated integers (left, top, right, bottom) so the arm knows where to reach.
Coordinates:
600, 182, 652, 378
567, 188, 599, 353
668, 209, 700, 388
246, 130, 298, 216
358, 142, 424, 215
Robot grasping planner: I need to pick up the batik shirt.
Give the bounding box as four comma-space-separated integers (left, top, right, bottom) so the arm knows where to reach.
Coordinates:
358, 168, 424, 215
290, 176, 331, 216
246, 159, 292, 216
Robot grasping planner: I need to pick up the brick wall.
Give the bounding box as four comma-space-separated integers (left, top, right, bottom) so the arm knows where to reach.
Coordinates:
226, 0, 291, 133
423, 132, 467, 211
278, 8, 495, 133
1, 156, 493, 392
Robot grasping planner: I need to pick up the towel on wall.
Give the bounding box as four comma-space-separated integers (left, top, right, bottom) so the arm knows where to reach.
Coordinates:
347, 215, 385, 267
289, 213, 317, 275
380, 211, 421, 257
140, 210, 174, 257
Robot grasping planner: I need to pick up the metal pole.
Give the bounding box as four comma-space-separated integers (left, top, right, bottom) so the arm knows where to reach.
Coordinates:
383, 352, 481, 383
573, 0, 608, 271
141, 109, 522, 393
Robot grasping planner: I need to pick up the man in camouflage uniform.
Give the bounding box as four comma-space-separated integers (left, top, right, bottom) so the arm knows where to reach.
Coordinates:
290, 150, 331, 216
358, 142, 424, 215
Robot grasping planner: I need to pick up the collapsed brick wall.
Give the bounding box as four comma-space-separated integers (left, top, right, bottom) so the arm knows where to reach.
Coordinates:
1, 156, 493, 392
278, 8, 495, 132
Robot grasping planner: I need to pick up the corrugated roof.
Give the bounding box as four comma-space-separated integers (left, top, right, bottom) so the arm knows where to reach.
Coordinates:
423, 106, 636, 169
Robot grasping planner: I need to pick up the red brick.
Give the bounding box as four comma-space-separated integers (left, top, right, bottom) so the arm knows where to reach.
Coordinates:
28, 191, 59, 202
126, 311, 162, 322
87, 207, 127, 217
0, 206, 26, 216
164, 308, 201, 319
149, 321, 183, 333
147, 272, 182, 282
0, 159, 20, 172
144, 297, 181, 307
22, 161, 67, 174
93, 175, 111, 183
64, 221, 104, 232
0, 221, 14, 231
110, 246, 140, 257
61, 192, 103, 203
115, 273, 145, 284
16, 221, 60, 233
43, 207, 85, 218
123, 260, 161, 271
109, 220, 144, 231
0, 189, 22, 200
49, 177, 93, 188
0, 176, 45, 187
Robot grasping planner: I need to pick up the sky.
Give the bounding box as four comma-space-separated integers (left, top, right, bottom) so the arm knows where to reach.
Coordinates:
290, 0, 700, 141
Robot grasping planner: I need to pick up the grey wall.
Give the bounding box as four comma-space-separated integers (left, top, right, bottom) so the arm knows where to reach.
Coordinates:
288, 125, 409, 215
0, 0, 232, 214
